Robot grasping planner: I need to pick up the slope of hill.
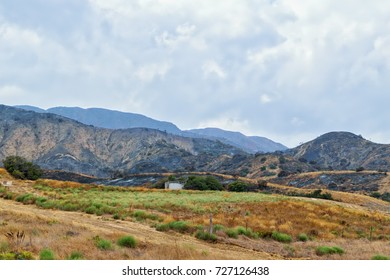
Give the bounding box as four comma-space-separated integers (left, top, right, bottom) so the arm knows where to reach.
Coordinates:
286, 132, 390, 171
0, 105, 245, 177
186, 128, 287, 153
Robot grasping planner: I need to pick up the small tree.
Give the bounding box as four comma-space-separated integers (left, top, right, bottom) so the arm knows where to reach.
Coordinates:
2, 156, 42, 180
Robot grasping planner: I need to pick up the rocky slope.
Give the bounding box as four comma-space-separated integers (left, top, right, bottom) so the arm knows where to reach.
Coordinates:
286, 132, 390, 171
0, 105, 245, 177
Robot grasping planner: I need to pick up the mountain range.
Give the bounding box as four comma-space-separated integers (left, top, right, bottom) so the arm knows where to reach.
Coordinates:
15, 105, 287, 153
1, 105, 246, 177
1, 105, 390, 178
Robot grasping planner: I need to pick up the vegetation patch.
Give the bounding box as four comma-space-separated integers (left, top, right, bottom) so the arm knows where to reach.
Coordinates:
3, 156, 42, 180
316, 246, 344, 256
68, 251, 84, 260
39, 249, 55, 260
94, 236, 113, 251
298, 233, 309, 242
195, 230, 217, 242
156, 220, 191, 233
117, 235, 137, 248
371, 255, 389, 260
271, 232, 293, 243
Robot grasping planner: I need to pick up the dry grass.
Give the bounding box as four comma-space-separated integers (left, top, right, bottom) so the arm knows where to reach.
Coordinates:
1, 168, 389, 260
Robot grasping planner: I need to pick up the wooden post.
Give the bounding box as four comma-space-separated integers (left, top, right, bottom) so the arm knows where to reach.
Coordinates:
209, 214, 213, 236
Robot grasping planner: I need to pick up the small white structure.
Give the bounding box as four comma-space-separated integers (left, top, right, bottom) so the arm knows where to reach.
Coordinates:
2, 181, 13, 187
164, 181, 184, 190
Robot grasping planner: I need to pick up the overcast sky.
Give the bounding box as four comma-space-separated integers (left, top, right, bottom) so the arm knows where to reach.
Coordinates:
1, 0, 389, 147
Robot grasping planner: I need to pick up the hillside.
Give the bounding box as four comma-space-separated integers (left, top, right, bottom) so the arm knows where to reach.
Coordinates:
286, 132, 390, 171
0, 105, 245, 177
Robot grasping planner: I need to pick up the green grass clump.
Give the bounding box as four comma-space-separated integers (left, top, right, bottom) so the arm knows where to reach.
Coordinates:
316, 246, 344, 256
195, 230, 217, 242
133, 210, 161, 221
155, 223, 170, 232
225, 228, 239, 239
0, 251, 34, 260
156, 220, 190, 233
117, 235, 137, 248
371, 255, 389, 260
213, 224, 225, 232
40, 249, 55, 260
68, 251, 84, 260
298, 233, 309, 242
271, 231, 292, 243
94, 237, 113, 251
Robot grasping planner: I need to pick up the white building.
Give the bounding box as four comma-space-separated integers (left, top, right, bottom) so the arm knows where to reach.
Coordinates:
164, 181, 184, 190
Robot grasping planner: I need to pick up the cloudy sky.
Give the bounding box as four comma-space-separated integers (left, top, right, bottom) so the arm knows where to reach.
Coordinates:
1, 0, 389, 147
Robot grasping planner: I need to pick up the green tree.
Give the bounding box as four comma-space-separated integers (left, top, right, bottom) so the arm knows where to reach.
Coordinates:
228, 181, 249, 192
2, 156, 42, 180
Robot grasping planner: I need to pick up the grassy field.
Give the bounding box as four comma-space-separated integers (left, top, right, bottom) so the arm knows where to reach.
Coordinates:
1, 169, 389, 260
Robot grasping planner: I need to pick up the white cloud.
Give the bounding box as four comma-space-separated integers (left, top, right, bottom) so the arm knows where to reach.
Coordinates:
202, 60, 226, 79
136, 62, 171, 82
260, 94, 272, 104
0, 85, 24, 97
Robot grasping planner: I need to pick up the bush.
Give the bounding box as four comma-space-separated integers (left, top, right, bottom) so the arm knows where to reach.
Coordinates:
298, 233, 309, 242
40, 249, 55, 260
155, 221, 190, 233
184, 176, 223, 191
195, 230, 217, 242
316, 246, 344, 256
271, 232, 292, 243
117, 236, 137, 248
225, 228, 239, 239
371, 255, 389, 260
68, 251, 84, 260
3, 156, 42, 180
228, 181, 249, 192
94, 237, 113, 250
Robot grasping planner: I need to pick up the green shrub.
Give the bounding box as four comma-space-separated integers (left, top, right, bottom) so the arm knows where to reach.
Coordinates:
168, 221, 189, 232
155, 223, 169, 232
195, 230, 217, 242
40, 249, 55, 260
94, 237, 113, 250
155, 220, 190, 233
68, 251, 84, 260
225, 228, 239, 239
213, 224, 225, 232
298, 233, 309, 242
3, 156, 42, 180
271, 232, 292, 243
184, 176, 223, 191
371, 255, 389, 260
113, 213, 121, 220
316, 246, 344, 256
228, 181, 249, 192
117, 236, 137, 248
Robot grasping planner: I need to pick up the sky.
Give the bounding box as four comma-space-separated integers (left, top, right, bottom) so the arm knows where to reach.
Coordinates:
0, 0, 389, 147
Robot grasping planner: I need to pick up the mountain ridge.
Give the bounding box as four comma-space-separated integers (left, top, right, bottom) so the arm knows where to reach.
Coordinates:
15, 105, 287, 153
286, 131, 390, 171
